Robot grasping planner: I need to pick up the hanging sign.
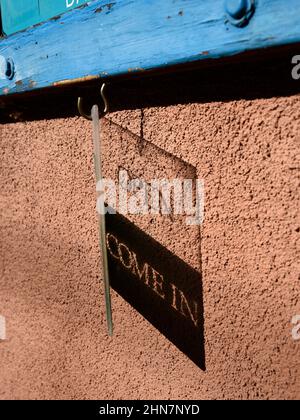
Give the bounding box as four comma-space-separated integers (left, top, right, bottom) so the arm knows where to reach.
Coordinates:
100, 119, 205, 368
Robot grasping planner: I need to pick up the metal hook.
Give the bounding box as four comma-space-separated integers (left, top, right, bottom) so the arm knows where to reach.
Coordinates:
78, 83, 109, 120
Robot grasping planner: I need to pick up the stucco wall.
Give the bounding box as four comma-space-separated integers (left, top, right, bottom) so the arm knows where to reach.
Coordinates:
0, 91, 299, 399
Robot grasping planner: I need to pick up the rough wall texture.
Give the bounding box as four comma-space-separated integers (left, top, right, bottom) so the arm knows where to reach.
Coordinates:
0, 92, 299, 399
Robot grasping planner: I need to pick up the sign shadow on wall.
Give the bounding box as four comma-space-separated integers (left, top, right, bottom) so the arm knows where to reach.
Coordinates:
106, 213, 205, 369
102, 119, 205, 369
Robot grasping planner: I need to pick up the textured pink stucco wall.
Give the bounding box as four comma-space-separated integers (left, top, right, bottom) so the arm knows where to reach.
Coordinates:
0, 94, 299, 399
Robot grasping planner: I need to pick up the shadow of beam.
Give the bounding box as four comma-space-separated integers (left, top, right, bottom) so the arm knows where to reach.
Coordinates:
1, 43, 300, 123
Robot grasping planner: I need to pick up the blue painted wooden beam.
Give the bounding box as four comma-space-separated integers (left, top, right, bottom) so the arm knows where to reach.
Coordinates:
0, 0, 300, 97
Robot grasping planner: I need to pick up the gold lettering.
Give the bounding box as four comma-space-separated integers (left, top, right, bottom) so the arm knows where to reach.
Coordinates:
106, 233, 200, 326
118, 243, 133, 269
171, 283, 199, 327
151, 268, 165, 299
131, 252, 150, 285
106, 233, 120, 260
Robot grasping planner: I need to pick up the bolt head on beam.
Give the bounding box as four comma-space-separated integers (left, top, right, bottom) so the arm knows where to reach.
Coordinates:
225, 0, 255, 26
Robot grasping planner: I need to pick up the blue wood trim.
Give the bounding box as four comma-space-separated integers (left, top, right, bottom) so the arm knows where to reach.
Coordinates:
0, 0, 300, 97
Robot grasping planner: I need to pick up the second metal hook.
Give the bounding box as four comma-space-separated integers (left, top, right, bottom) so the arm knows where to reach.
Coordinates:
78, 83, 109, 120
